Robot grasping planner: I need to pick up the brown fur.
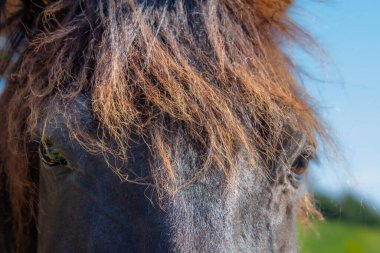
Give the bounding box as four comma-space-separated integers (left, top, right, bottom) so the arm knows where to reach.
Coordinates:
0, 0, 329, 252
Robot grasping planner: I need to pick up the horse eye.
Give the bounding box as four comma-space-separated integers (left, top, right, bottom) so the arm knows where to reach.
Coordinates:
39, 143, 67, 167
290, 153, 312, 180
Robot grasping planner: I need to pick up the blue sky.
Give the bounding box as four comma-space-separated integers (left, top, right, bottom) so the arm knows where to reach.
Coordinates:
292, 0, 380, 209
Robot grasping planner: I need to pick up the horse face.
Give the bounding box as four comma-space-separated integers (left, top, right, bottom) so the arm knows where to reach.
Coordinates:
34, 97, 310, 253
0, 1, 322, 252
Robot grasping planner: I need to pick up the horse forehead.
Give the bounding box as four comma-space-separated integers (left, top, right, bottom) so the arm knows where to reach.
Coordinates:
35, 95, 92, 137
37, 94, 309, 157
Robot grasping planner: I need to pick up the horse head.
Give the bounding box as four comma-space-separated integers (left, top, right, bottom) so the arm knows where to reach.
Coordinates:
0, 1, 326, 252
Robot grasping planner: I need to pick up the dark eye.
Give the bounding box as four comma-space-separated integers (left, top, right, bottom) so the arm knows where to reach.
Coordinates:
39, 142, 67, 167
290, 152, 312, 180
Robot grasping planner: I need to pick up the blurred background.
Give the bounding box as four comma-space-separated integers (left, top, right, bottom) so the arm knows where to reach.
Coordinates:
293, 0, 380, 252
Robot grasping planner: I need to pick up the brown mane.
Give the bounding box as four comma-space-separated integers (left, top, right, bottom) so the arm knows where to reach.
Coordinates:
0, 0, 328, 252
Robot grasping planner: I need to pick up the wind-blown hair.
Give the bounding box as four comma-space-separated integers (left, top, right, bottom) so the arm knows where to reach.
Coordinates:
0, 0, 327, 252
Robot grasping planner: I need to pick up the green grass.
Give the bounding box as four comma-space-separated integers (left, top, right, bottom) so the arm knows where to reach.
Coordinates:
298, 221, 380, 253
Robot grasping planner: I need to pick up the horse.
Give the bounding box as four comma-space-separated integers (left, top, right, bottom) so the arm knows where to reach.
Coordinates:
0, 0, 328, 252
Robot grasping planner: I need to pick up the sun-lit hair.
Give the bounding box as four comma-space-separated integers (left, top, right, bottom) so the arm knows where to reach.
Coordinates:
0, 0, 329, 252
